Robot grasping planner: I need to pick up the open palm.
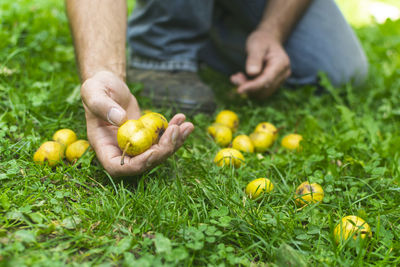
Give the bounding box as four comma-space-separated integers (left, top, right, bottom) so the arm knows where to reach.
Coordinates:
82, 71, 194, 177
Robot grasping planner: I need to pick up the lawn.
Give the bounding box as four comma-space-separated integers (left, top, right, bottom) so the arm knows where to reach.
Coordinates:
1, 0, 400, 266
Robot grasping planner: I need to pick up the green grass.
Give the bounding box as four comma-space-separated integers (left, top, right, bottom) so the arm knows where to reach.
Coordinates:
1, 0, 400, 266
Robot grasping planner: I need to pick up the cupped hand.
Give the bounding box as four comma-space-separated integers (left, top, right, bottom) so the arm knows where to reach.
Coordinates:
230, 29, 291, 99
81, 71, 194, 177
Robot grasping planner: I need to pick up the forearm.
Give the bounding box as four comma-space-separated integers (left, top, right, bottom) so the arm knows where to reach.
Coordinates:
257, 0, 312, 43
66, 0, 127, 81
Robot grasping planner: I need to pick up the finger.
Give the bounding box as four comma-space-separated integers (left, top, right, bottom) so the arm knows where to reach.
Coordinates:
230, 72, 248, 86
246, 42, 268, 76
237, 58, 289, 94
169, 113, 186, 126
142, 125, 180, 167
146, 122, 194, 164
98, 71, 141, 120
252, 69, 291, 99
81, 78, 127, 126
106, 148, 155, 177
157, 125, 180, 154
125, 98, 141, 120
175, 122, 194, 149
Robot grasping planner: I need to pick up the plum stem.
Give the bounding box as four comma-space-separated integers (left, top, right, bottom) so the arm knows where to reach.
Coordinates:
121, 143, 130, 166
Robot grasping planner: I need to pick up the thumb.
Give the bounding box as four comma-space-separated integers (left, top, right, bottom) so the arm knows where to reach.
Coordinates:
81, 78, 127, 126
246, 41, 267, 76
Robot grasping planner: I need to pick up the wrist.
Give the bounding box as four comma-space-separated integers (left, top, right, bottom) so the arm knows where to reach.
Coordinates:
81, 62, 126, 82
256, 22, 285, 43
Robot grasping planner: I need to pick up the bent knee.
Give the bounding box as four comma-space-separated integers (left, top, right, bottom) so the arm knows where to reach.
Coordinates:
287, 48, 369, 87
328, 49, 369, 87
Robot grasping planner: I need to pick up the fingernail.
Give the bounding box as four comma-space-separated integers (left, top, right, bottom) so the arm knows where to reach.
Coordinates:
248, 65, 258, 73
107, 107, 124, 126
171, 127, 178, 145
146, 152, 155, 167
182, 128, 191, 139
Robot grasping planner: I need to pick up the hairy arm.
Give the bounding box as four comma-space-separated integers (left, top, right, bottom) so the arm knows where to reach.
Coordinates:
257, 0, 312, 43
232, 0, 312, 97
66, 0, 127, 81
65, 0, 194, 177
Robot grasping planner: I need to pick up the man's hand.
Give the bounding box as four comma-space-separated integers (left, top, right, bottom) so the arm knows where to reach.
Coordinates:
230, 0, 311, 99
230, 29, 291, 99
81, 71, 194, 177
67, 1, 194, 177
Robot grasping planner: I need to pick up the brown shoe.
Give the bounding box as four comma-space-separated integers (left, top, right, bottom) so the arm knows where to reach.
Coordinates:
127, 68, 216, 115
